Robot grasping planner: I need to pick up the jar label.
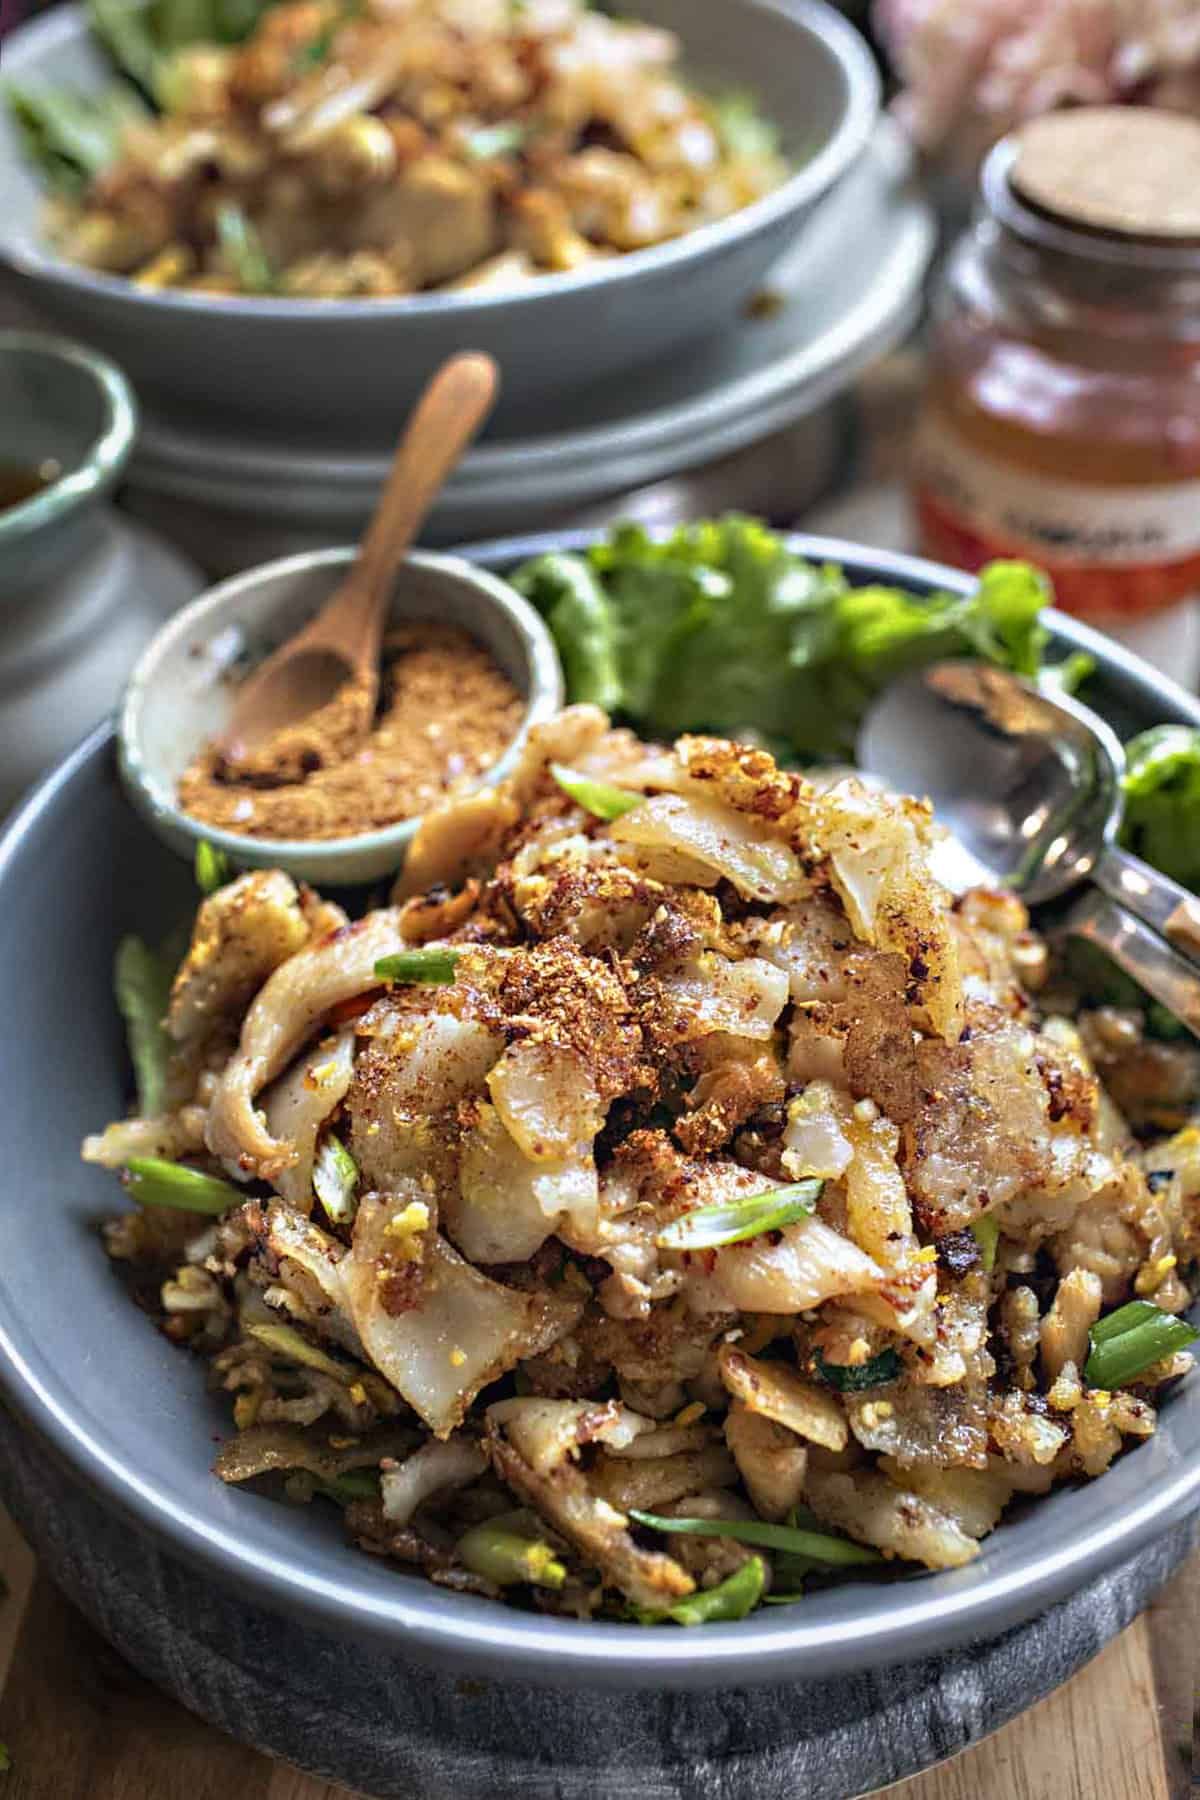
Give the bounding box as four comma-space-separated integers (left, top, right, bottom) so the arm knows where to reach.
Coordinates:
913, 412, 1200, 619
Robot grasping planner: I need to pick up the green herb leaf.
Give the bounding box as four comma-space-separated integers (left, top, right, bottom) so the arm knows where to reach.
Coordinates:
1120, 725, 1200, 890
970, 1213, 1000, 1273
114, 934, 176, 1117
815, 1348, 900, 1393
512, 552, 623, 713
636, 1554, 766, 1625
312, 1131, 359, 1225
656, 1180, 822, 1252
628, 1508, 882, 1566
244, 1321, 353, 1383
195, 838, 231, 894
550, 763, 644, 821
87, 0, 162, 95
457, 1520, 567, 1589
463, 121, 526, 160
374, 948, 459, 985
123, 1156, 243, 1214
1084, 1300, 1199, 1388
7, 79, 146, 193
215, 201, 275, 293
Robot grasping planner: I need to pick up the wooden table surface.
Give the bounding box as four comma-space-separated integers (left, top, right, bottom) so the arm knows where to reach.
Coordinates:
0, 1497, 1193, 1799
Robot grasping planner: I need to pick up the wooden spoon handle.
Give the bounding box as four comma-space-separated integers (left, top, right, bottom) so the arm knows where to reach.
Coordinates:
308, 351, 499, 666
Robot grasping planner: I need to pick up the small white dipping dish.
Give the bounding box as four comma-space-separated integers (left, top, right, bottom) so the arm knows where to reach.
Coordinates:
119, 546, 564, 886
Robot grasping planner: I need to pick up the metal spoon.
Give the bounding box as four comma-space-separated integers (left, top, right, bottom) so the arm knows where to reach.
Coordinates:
216, 351, 499, 765
857, 660, 1200, 1036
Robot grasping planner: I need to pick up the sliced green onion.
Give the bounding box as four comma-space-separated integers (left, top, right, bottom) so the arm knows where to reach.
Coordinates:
1084, 1300, 1199, 1388
123, 1157, 243, 1215
656, 1180, 822, 1252
628, 1508, 882, 1566
244, 1321, 353, 1384
457, 1520, 566, 1589
314, 1469, 381, 1505
374, 948, 459, 985
635, 1555, 766, 1626
670, 1554, 765, 1624
312, 1131, 359, 1225
463, 121, 526, 160
195, 839, 231, 894
815, 1348, 900, 1393
215, 202, 274, 294
0, 1740, 10, 1772
970, 1213, 1000, 1273
1090, 1299, 1167, 1345
114, 934, 175, 1117
550, 763, 645, 822
768, 1545, 822, 1589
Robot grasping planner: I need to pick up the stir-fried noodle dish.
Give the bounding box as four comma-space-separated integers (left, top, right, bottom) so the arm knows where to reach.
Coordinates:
85, 709, 1199, 1624
26, 0, 785, 299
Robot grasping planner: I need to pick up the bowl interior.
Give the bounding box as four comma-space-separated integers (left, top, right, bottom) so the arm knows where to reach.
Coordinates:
123, 548, 561, 871
1, 536, 1197, 1689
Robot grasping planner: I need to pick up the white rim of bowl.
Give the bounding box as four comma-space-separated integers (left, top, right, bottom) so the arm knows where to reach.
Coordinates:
0, 329, 138, 544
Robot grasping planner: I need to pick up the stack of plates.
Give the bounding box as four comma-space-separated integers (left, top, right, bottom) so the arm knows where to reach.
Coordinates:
126, 121, 934, 574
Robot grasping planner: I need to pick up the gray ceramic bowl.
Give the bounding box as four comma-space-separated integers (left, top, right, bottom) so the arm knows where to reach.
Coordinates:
0, 533, 1197, 1696
0, 328, 136, 590
119, 547, 564, 886
0, 0, 879, 435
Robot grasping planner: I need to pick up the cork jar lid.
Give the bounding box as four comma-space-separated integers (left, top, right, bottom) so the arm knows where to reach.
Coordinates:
1010, 106, 1200, 241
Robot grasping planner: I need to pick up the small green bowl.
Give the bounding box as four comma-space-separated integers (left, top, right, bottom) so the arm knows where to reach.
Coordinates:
118, 546, 565, 886
0, 330, 137, 590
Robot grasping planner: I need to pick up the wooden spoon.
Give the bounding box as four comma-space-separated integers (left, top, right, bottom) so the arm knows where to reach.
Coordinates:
217, 351, 499, 765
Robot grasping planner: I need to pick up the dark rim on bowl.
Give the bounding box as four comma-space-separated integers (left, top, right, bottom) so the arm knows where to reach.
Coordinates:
0, 330, 137, 543
1, 535, 1198, 1687
0, 0, 880, 321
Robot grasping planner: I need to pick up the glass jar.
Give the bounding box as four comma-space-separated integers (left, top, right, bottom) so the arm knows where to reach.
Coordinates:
914, 108, 1200, 681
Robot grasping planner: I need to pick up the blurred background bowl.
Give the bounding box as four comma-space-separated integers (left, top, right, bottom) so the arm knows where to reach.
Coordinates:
0, 0, 879, 436
0, 327, 135, 590
116, 120, 932, 575
0, 329, 201, 815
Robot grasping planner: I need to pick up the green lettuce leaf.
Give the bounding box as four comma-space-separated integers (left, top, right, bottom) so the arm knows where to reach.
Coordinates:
1121, 725, 1200, 891
514, 518, 1061, 762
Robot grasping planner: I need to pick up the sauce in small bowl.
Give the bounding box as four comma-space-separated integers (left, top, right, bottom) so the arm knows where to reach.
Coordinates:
0, 458, 61, 513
